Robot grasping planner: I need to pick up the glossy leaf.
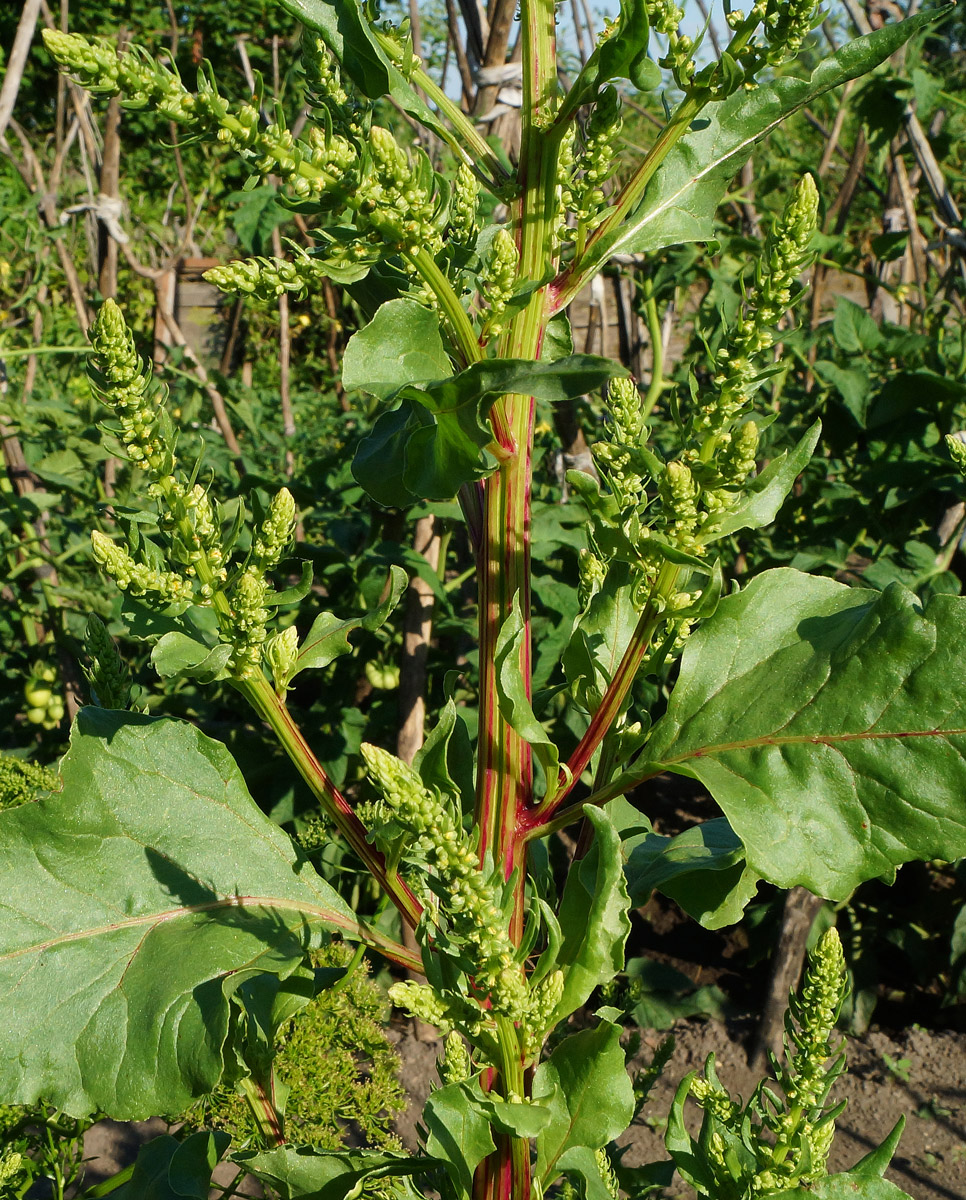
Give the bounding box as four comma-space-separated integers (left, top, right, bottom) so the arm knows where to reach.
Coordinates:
423, 1081, 497, 1200
114, 1132, 230, 1200
495, 596, 561, 799
644, 570, 966, 899
554, 807, 631, 1022
342, 299, 452, 401
0, 709, 369, 1118
535, 1020, 635, 1188
235, 1145, 432, 1200
709, 421, 820, 541
623, 815, 759, 929
580, 11, 944, 272
295, 565, 407, 676
354, 355, 625, 506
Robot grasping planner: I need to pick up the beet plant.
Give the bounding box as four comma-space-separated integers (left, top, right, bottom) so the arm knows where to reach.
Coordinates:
1, 1, 961, 1196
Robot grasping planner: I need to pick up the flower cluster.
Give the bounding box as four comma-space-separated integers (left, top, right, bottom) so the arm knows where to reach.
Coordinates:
42, 31, 358, 206
450, 163, 481, 246
86, 300, 296, 681
83, 614, 132, 710
480, 228, 519, 339
358, 128, 442, 256
696, 174, 819, 437
361, 743, 528, 1019
687, 929, 848, 1194
559, 87, 624, 249
645, 0, 696, 87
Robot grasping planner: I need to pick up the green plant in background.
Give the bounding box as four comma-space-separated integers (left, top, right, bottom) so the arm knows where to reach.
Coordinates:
199, 942, 406, 1150
0, 1, 963, 1198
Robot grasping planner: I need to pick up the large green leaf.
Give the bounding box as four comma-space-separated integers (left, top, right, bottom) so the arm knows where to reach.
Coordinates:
535, 1020, 635, 1188
423, 1081, 497, 1200
575, 11, 944, 275
771, 1174, 912, 1199
114, 1132, 230, 1200
342, 299, 452, 401
0, 710, 375, 1118
235, 1145, 432, 1200
643, 570, 966, 899
623, 816, 758, 930
353, 355, 624, 506
553, 807, 631, 1022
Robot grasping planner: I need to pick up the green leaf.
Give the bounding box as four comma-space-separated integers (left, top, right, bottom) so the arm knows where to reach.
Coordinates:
644, 569, 966, 899
473, 1094, 553, 1138
226, 185, 285, 255
278, 0, 452, 147
414, 694, 476, 813
850, 1116, 905, 1177
560, 0, 652, 116
623, 816, 758, 929
564, 561, 640, 712
295, 565, 407, 676
354, 355, 625, 506
342, 299, 453, 400
151, 632, 232, 683
813, 362, 872, 427
423, 1081, 497, 1200
708, 421, 820, 541
554, 807, 632, 1022
535, 1020, 635, 1188
770, 1173, 912, 1199
495, 596, 562, 799
114, 1132, 231, 1200
833, 296, 883, 354
235, 1145, 433, 1200
582, 11, 944, 270
0, 709, 371, 1118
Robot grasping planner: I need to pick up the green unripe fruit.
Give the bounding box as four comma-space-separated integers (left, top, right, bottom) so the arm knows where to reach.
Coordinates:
26, 708, 48, 725
24, 684, 53, 709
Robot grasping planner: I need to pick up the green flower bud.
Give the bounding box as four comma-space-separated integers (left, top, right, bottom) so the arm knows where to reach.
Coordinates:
84, 613, 131, 709
389, 981, 454, 1034
91, 530, 190, 604
763, 0, 820, 65
450, 163, 481, 244
691, 1073, 741, 1128
440, 1031, 472, 1084
227, 568, 270, 678
481, 228, 519, 339
698, 175, 818, 434
947, 432, 966, 476
252, 487, 296, 572
607, 375, 646, 445
266, 624, 300, 695
718, 419, 759, 485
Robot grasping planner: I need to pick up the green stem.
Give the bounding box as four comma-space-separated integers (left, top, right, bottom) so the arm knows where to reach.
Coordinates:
641, 278, 665, 420
406, 246, 483, 369
234, 674, 423, 930
551, 93, 707, 314
528, 560, 680, 827
383, 46, 509, 188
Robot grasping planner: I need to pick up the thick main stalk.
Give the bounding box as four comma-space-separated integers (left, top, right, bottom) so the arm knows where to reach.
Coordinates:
472, 0, 559, 1194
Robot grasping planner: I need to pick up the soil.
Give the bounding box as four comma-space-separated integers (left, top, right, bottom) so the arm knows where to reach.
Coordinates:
75, 773, 966, 1198
391, 1019, 966, 1200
